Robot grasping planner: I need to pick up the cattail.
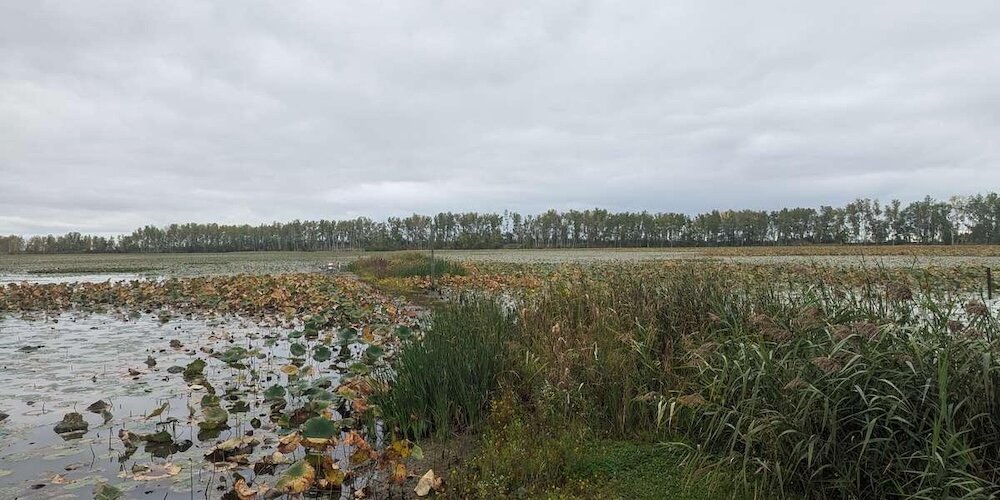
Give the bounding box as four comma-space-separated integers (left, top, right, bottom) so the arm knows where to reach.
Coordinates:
885, 282, 913, 302
811, 356, 842, 374
675, 393, 707, 408
831, 324, 852, 341
947, 320, 965, 334
783, 377, 809, 391
851, 321, 880, 341
762, 326, 793, 343
965, 301, 990, 318
792, 306, 824, 331
750, 313, 773, 329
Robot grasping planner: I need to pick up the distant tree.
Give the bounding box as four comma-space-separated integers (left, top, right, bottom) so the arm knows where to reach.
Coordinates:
10, 192, 998, 254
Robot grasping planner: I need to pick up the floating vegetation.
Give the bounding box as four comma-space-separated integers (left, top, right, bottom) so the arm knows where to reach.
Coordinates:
0, 272, 428, 498
52, 412, 88, 435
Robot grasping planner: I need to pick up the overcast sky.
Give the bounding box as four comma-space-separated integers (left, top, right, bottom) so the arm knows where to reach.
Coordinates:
2, 1, 999, 236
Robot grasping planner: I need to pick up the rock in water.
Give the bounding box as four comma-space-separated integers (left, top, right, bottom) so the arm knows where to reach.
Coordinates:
54, 412, 88, 434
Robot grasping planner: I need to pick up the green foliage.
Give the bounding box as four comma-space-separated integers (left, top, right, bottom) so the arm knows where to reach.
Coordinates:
563, 441, 744, 500
347, 252, 467, 279
182, 358, 206, 382
372, 299, 517, 439
451, 392, 576, 497
674, 298, 1000, 498
7, 191, 1000, 254
453, 392, 746, 499
312, 345, 332, 362
301, 416, 337, 439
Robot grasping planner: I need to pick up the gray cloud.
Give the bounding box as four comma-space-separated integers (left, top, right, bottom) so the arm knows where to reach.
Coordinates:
2, 0, 999, 235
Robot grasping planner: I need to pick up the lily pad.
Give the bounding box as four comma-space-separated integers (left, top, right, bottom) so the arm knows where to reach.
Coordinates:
54, 412, 88, 434
349, 363, 370, 375
313, 345, 332, 362
263, 384, 286, 401
301, 416, 337, 448
396, 326, 413, 340
94, 483, 123, 500
199, 406, 229, 430
219, 347, 249, 365
205, 436, 259, 462
129, 462, 181, 481
183, 358, 206, 381
364, 345, 384, 361
86, 400, 109, 413
275, 460, 315, 494
338, 328, 357, 344
141, 430, 173, 444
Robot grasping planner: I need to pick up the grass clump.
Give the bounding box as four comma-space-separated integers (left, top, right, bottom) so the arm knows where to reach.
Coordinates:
563, 441, 745, 500
347, 252, 466, 279
450, 391, 747, 499
373, 298, 517, 439
451, 391, 577, 498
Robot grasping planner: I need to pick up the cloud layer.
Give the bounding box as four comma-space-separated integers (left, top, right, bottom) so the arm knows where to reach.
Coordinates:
2, 1, 999, 235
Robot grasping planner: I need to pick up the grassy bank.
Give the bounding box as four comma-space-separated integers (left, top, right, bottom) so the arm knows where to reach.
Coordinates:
373, 262, 999, 498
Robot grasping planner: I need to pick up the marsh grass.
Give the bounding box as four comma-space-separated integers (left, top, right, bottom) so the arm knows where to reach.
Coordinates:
373, 298, 516, 440
513, 264, 1000, 498
347, 252, 467, 279
375, 261, 999, 497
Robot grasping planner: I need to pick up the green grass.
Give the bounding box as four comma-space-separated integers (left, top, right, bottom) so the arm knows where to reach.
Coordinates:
446, 390, 755, 499
563, 441, 743, 500
373, 299, 515, 439
347, 252, 467, 279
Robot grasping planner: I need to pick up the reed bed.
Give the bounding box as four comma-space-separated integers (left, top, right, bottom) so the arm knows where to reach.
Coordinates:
376, 262, 999, 498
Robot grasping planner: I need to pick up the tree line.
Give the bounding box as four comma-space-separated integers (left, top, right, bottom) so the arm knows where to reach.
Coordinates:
3, 192, 999, 254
